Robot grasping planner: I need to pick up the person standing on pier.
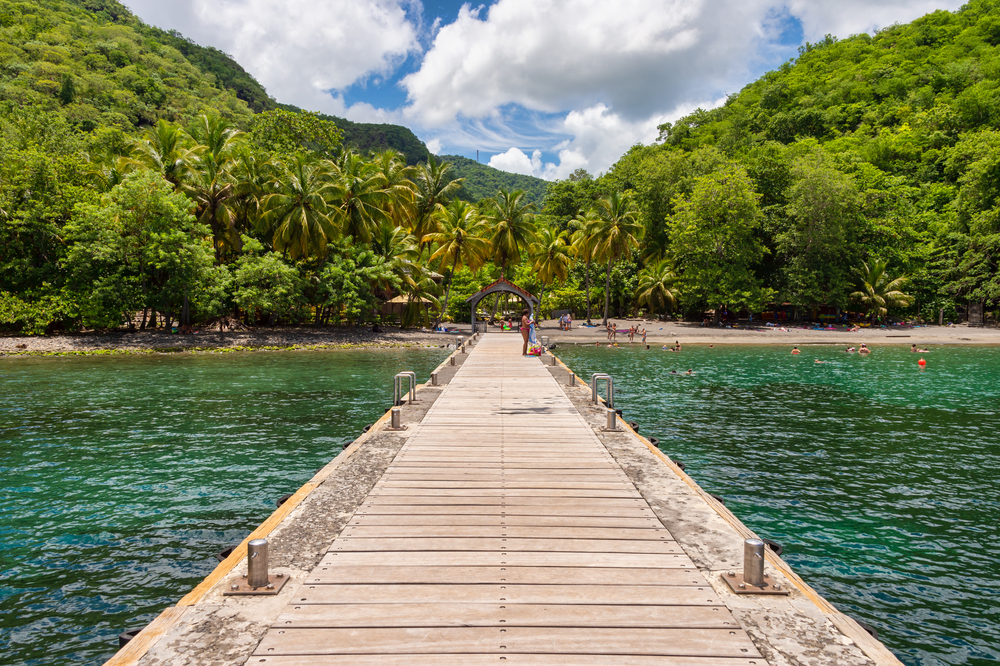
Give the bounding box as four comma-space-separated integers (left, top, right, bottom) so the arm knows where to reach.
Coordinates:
521, 308, 531, 356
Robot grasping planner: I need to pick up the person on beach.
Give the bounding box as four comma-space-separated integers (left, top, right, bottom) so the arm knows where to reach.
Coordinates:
566, 313, 572, 330
612, 323, 618, 341
520, 308, 530, 356
792, 347, 801, 355
641, 328, 647, 344
606, 322, 612, 341
628, 326, 635, 343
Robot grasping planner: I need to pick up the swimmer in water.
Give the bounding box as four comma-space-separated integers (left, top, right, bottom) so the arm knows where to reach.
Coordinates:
815, 359, 824, 364
917, 347, 930, 352
911, 344, 918, 352
670, 370, 678, 374
685, 369, 694, 375
859, 343, 871, 354
791, 346, 801, 355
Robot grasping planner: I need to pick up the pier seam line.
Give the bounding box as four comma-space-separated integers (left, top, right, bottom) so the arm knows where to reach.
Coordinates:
548, 349, 903, 666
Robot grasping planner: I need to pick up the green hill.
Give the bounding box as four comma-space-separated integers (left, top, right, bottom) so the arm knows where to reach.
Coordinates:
0, 0, 256, 132
442, 154, 550, 205
602, 0, 1000, 318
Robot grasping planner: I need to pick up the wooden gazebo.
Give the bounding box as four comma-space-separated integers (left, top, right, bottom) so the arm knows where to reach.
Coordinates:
464, 278, 540, 331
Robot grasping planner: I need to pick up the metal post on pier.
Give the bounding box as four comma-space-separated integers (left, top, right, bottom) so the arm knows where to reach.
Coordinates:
394, 372, 416, 406
567, 371, 575, 386
591, 373, 613, 407
744, 538, 765, 587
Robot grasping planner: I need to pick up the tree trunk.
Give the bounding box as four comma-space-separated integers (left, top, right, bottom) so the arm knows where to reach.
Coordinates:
538, 285, 546, 322
602, 262, 611, 326
433, 257, 458, 330
182, 294, 190, 326
140, 307, 148, 331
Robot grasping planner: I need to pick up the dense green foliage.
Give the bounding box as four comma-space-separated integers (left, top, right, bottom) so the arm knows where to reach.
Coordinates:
443, 154, 550, 206
583, 0, 1000, 321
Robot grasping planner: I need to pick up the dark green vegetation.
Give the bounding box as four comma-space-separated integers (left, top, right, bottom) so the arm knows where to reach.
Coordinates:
8, 0, 1000, 335
579, 0, 1000, 323
0, 349, 449, 666
442, 154, 550, 206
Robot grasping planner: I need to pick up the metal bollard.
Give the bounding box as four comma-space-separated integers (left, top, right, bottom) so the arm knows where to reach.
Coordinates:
606, 407, 617, 430
450, 356, 456, 366
461, 344, 466, 354
744, 538, 765, 587
431, 371, 439, 386
247, 539, 269, 588
550, 354, 557, 366
567, 371, 575, 386
391, 407, 401, 429
591, 373, 613, 407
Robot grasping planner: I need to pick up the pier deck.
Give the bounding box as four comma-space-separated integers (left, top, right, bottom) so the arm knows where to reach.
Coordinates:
251, 335, 760, 664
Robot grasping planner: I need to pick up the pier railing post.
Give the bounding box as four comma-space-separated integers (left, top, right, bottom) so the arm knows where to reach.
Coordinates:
247, 539, 269, 588
591, 373, 613, 407
567, 371, 575, 386
391, 407, 401, 429
606, 407, 617, 430
744, 538, 765, 587
431, 371, 439, 386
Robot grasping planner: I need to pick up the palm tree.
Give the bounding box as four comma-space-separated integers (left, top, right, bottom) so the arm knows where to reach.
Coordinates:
333, 151, 391, 244
372, 221, 421, 297
484, 188, 537, 279
589, 191, 644, 325
411, 156, 464, 249
131, 119, 192, 184
636, 259, 680, 315
850, 258, 913, 322
259, 155, 339, 260
529, 225, 572, 317
373, 150, 417, 229
424, 199, 490, 327
570, 209, 601, 324
399, 265, 441, 329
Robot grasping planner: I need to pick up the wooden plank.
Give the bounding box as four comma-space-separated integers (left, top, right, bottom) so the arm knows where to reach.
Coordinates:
254, 627, 760, 657
275, 603, 738, 628
248, 657, 760, 666
294, 584, 720, 605
376, 482, 633, 490
348, 515, 664, 528
370, 489, 641, 498
362, 497, 650, 507
328, 537, 681, 554
307, 566, 705, 585
339, 526, 673, 540
354, 505, 657, 517
319, 552, 695, 568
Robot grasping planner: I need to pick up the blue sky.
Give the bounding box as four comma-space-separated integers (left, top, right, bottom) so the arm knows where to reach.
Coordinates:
124, 0, 965, 179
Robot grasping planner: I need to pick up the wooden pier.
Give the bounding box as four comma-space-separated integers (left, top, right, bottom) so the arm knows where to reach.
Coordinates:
251, 335, 760, 664
108, 333, 899, 666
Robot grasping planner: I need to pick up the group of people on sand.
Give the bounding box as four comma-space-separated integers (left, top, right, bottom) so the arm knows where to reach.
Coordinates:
558, 313, 572, 330
604, 322, 647, 344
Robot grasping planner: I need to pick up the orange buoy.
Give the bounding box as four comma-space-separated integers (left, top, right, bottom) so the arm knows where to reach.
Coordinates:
918, 357, 926, 367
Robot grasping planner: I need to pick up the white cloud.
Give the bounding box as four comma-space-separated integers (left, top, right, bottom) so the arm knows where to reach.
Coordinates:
126, 0, 422, 114
425, 137, 443, 154
489, 147, 540, 176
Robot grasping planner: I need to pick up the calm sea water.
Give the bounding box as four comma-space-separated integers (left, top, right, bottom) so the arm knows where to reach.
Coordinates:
556, 343, 1000, 666
0, 349, 447, 666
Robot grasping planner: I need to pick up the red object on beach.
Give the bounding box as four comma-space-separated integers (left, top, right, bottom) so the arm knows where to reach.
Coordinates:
918, 358, 927, 367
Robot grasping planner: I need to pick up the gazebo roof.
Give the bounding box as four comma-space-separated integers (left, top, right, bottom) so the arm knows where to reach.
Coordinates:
464, 278, 539, 305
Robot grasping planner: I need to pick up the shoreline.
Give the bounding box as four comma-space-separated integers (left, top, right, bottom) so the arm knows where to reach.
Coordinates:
2, 319, 999, 357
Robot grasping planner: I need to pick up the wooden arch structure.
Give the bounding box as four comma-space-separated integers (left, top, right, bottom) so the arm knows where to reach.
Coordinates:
465, 278, 540, 331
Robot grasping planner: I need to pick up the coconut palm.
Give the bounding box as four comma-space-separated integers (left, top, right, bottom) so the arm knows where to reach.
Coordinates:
636, 259, 680, 315
484, 188, 537, 279
411, 156, 464, 248
424, 199, 490, 327
258, 155, 339, 260
570, 209, 601, 324
850, 258, 913, 321
399, 265, 441, 329
589, 192, 644, 325
374, 149, 417, 229
372, 221, 421, 296
529, 225, 572, 316
333, 151, 391, 244
131, 119, 192, 184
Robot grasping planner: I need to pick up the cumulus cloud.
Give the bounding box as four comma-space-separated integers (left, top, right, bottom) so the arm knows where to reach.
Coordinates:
125, 0, 422, 113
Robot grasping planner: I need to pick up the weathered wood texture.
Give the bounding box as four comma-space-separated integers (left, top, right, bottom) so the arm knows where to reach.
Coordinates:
252, 335, 762, 663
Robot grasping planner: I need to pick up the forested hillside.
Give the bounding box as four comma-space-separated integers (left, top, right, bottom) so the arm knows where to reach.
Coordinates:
444, 154, 550, 206
563, 0, 1000, 322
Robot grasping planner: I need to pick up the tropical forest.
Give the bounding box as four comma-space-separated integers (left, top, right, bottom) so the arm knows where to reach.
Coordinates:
4, 0, 1000, 335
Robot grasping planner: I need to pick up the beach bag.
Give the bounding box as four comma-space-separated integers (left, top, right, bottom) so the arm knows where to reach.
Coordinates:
528, 344, 543, 356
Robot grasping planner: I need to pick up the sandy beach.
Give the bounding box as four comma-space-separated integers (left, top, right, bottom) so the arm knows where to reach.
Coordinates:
0, 326, 464, 356
2, 318, 998, 356
539, 318, 1000, 347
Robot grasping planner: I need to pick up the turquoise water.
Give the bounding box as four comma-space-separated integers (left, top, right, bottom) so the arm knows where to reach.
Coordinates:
556, 343, 1000, 666
0, 349, 447, 666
